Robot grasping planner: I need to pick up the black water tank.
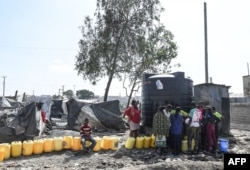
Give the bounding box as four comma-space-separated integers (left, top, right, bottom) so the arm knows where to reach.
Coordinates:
141, 72, 193, 127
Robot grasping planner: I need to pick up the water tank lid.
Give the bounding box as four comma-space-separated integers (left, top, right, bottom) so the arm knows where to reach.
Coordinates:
148, 74, 175, 79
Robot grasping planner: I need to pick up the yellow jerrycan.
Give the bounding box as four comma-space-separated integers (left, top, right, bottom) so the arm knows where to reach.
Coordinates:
135, 136, 144, 149
143, 136, 151, 149
72, 136, 82, 151
93, 137, 102, 152
150, 134, 156, 148
125, 137, 135, 149
33, 139, 44, 155
22, 140, 34, 156
11, 141, 22, 157
43, 138, 53, 153
0, 143, 11, 160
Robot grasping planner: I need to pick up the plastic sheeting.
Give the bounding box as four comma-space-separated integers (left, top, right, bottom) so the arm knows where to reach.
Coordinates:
91, 100, 126, 130
67, 99, 126, 131
0, 102, 40, 143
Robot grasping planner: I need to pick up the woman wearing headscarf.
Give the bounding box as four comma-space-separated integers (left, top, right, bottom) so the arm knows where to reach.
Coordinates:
124, 99, 141, 138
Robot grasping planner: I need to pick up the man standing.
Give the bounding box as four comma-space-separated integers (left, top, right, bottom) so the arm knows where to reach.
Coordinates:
211, 106, 224, 141
187, 103, 202, 154
170, 106, 183, 156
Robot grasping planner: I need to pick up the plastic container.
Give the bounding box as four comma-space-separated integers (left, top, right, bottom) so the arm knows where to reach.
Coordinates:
191, 139, 195, 151
150, 135, 155, 148
181, 140, 188, 152
54, 137, 63, 151
63, 136, 73, 149
43, 138, 53, 153
11, 141, 22, 157
219, 138, 229, 152
0, 143, 11, 159
33, 139, 44, 154
0, 148, 4, 162
143, 136, 151, 148
101, 136, 112, 150
135, 137, 144, 149
72, 136, 82, 151
22, 140, 34, 156
111, 137, 119, 150
125, 137, 135, 149
93, 137, 102, 152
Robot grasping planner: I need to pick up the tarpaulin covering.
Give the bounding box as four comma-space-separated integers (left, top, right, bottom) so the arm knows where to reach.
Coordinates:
91, 100, 126, 130
67, 99, 126, 131
0, 97, 24, 108
0, 102, 40, 143
50, 100, 65, 118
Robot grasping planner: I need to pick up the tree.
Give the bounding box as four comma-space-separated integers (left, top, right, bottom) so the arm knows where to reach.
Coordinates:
123, 25, 178, 107
76, 89, 95, 99
75, 0, 177, 101
63, 90, 74, 99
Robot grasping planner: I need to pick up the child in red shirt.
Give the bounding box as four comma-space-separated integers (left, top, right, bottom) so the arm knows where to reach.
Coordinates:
80, 118, 96, 153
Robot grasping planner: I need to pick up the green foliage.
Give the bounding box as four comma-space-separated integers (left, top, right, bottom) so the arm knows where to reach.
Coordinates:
76, 89, 95, 99
63, 90, 74, 99
75, 0, 178, 101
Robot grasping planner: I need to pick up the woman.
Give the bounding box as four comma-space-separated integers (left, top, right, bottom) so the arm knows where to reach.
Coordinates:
153, 106, 170, 154
124, 100, 141, 138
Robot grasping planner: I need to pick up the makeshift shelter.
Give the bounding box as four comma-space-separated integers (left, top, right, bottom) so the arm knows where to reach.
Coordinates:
0, 97, 24, 109
67, 99, 126, 131
0, 102, 43, 143
50, 99, 65, 118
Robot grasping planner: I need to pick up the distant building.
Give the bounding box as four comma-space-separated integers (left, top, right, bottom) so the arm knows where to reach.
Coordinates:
243, 75, 250, 96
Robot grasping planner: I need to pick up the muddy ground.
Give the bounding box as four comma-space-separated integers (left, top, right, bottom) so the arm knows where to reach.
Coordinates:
0, 118, 249, 170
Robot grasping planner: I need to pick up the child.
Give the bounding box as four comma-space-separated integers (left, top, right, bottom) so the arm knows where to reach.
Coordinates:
80, 118, 96, 153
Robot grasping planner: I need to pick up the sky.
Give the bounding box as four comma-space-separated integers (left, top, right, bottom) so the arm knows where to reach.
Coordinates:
0, 0, 249, 97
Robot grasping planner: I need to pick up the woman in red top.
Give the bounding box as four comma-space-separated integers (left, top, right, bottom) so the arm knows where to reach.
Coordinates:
124, 100, 141, 138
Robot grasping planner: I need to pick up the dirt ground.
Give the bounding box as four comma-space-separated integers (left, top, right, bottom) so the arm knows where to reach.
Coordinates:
0, 120, 250, 170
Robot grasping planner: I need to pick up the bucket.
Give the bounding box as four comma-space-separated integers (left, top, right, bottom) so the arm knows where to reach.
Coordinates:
219, 138, 229, 152
22, 140, 33, 156
54, 137, 63, 151
0, 148, 4, 162
125, 137, 135, 149
0, 143, 11, 159
72, 137, 81, 151
11, 141, 22, 157
43, 138, 53, 153
93, 137, 101, 152
33, 139, 44, 155
135, 137, 144, 149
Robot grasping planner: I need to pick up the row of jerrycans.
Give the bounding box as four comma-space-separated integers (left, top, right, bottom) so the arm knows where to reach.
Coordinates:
125, 135, 155, 149
0, 136, 120, 161
125, 135, 195, 151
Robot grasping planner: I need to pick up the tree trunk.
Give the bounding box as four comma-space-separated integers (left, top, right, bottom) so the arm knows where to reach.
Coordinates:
103, 74, 114, 101
126, 80, 137, 108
